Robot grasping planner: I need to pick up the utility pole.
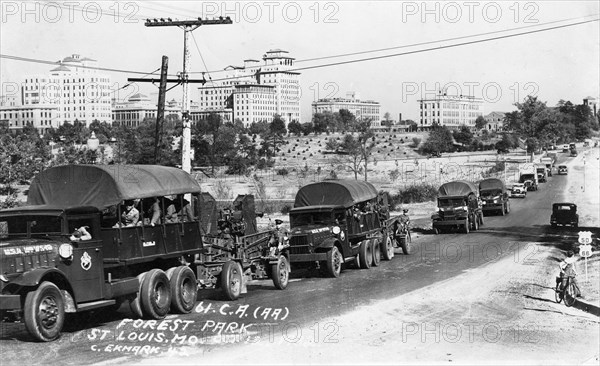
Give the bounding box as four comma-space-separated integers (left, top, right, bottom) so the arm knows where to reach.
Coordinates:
143, 17, 233, 173
128, 56, 207, 165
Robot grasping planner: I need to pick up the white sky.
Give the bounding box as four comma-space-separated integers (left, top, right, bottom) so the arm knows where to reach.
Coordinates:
1, 0, 599, 121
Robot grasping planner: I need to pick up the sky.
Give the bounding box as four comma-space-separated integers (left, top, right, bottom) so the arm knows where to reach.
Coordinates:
1, 0, 599, 122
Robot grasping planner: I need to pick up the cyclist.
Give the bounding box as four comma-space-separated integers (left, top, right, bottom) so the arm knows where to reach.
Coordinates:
557, 250, 582, 298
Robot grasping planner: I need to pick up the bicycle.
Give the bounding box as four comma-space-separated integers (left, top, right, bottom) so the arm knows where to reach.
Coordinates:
555, 275, 577, 307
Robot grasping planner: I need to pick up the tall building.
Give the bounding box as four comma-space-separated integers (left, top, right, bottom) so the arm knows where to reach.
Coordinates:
197, 49, 300, 127
418, 94, 484, 130
312, 92, 381, 125
22, 54, 111, 125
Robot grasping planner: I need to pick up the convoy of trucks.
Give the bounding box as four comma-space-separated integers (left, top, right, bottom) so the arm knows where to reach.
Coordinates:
2, 139, 576, 342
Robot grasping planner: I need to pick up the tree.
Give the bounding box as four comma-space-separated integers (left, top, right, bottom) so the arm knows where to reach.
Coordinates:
420, 125, 453, 154
287, 121, 303, 136
269, 115, 287, 136
328, 123, 375, 181
334, 109, 356, 132
0, 130, 51, 192
453, 125, 473, 145
312, 111, 335, 134
475, 116, 487, 130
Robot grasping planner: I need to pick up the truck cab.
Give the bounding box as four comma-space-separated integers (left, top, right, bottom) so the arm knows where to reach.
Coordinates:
478, 178, 510, 216
519, 173, 538, 191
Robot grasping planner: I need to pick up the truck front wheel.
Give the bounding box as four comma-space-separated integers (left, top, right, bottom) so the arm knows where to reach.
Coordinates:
140, 269, 171, 319
221, 261, 243, 300
24, 281, 65, 342
169, 266, 198, 314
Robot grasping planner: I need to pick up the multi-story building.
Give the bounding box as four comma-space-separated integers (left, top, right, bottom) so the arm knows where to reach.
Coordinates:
483, 111, 506, 131
312, 92, 381, 125
0, 104, 58, 134
197, 49, 300, 127
22, 54, 112, 125
418, 94, 484, 130
112, 93, 181, 127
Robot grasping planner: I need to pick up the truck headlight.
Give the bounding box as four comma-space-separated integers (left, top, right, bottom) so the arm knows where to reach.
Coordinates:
59, 243, 73, 260
332, 226, 341, 235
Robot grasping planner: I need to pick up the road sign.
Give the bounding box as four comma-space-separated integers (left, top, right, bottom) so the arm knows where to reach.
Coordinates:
579, 244, 593, 258
578, 231, 593, 245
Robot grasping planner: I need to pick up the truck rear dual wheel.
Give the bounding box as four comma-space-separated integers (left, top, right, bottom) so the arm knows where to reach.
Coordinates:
140, 269, 172, 319
168, 266, 198, 314
371, 239, 381, 267
358, 240, 372, 269
272, 255, 291, 288
24, 281, 65, 342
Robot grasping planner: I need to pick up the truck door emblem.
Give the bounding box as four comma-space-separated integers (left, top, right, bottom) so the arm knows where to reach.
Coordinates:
81, 252, 92, 271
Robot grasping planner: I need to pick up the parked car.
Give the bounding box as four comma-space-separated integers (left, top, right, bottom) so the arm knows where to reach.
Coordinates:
558, 165, 568, 175
511, 183, 527, 198
550, 203, 578, 227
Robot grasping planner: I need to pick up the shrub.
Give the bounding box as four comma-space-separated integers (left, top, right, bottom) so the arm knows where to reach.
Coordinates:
281, 204, 292, 215
390, 183, 438, 204
411, 137, 421, 148
277, 168, 289, 176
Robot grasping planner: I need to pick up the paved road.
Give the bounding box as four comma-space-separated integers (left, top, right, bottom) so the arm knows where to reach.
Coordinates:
0, 152, 588, 365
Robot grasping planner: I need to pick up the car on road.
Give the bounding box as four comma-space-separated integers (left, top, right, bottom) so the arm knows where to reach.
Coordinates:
550, 203, 578, 227
558, 165, 568, 175
562, 144, 569, 152
511, 183, 527, 198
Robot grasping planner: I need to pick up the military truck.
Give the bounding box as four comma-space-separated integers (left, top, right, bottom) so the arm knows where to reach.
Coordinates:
283, 180, 406, 278
519, 167, 539, 191
0, 165, 288, 342
479, 178, 510, 216
431, 180, 484, 234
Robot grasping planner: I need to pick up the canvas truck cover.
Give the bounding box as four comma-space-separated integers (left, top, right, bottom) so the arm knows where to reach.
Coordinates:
294, 180, 378, 208
478, 178, 506, 193
27, 165, 202, 209
437, 180, 478, 197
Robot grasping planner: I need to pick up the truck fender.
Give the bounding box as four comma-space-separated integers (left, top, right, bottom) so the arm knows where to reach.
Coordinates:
319, 237, 338, 250
5, 268, 75, 307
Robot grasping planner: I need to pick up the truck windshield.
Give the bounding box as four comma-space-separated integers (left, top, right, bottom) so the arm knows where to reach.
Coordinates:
520, 174, 535, 182
480, 190, 502, 197
0, 215, 63, 239
438, 198, 465, 207
290, 211, 335, 227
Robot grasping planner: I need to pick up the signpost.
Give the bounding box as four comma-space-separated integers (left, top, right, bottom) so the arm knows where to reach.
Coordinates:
578, 231, 593, 281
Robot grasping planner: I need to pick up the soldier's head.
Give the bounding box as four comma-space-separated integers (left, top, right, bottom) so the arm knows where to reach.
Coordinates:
403, 209, 409, 214
567, 250, 574, 257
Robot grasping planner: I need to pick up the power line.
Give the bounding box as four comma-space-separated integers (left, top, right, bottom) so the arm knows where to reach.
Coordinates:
295, 14, 600, 64
0, 54, 177, 76
205, 17, 600, 82
188, 14, 599, 75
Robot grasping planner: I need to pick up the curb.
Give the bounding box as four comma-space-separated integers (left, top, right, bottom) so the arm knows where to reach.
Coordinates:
573, 297, 600, 317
